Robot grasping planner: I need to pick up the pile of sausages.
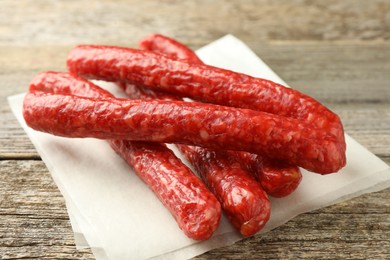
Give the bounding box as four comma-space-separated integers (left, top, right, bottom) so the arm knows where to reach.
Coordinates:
23, 34, 346, 240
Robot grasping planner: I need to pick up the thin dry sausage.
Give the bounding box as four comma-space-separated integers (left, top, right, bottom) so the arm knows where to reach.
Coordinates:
177, 145, 270, 236
23, 89, 339, 174
27, 71, 222, 241
139, 33, 203, 64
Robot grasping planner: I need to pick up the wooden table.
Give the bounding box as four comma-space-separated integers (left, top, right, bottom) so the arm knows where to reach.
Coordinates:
1, 0, 389, 259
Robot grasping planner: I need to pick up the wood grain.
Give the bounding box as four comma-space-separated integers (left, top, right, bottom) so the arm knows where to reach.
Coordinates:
0, 0, 389, 259
0, 160, 94, 259
1, 160, 389, 259
1, 0, 389, 46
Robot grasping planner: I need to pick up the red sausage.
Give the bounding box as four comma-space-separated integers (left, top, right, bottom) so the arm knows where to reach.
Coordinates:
139, 34, 203, 64
110, 140, 221, 240
139, 34, 303, 197
23, 92, 340, 174
66, 45, 346, 174
258, 160, 303, 198
177, 145, 270, 236
234, 152, 302, 198
27, 71, 221, 240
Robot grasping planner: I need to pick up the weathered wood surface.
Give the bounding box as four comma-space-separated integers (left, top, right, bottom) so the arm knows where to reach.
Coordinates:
1, 0, 389, 259
1, 0, 389, 46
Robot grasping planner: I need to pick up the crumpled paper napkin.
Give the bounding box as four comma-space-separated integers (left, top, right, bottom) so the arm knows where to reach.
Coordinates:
8, 35, 390, 260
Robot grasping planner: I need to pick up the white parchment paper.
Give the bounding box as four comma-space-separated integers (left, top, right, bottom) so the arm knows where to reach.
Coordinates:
8, 35, 390, 260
